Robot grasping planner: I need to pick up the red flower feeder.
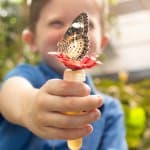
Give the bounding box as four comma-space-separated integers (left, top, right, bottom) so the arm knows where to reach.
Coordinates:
48, 52, 102, 70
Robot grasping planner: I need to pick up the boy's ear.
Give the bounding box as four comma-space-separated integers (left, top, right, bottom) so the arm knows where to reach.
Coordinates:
22, 29, 37, 52
101, 35, 109, 49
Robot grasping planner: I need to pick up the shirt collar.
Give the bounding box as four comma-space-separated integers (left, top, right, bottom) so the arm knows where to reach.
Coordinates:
38, 61, 63, 79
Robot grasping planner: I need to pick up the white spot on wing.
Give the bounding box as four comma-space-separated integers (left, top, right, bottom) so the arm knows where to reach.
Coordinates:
72, 22, 84, 28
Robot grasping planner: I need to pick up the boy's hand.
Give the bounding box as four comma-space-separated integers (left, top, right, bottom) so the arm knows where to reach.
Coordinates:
23, 79, 103, 140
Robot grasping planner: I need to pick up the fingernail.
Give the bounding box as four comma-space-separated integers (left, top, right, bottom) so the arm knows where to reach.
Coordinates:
85, 84, 91, 93
86, 124, 93, 134
93, 109, 101, 119
97, 95, 103, 107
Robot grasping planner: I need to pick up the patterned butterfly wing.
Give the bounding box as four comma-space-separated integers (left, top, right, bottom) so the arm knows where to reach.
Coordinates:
57, 12, 89, 61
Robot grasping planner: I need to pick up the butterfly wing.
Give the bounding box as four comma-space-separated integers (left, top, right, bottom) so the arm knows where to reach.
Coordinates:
57, 12, 89, 61
64, 12, 88, 37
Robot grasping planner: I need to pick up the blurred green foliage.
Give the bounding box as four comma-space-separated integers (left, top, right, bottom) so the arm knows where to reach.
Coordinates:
94, 78, 150, 150
0, 0, 24, 80
0, 0, 39, 81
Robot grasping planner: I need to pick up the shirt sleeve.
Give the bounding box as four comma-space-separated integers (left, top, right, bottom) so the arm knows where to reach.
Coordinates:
4, 64, 45, 88
99, 95, 128, 150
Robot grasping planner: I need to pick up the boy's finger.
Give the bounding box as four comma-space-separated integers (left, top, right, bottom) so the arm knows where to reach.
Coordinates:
41, 109, 100, 129
42, 79, 91, 96
40, 124, 93, 140
42, 94, 103, 112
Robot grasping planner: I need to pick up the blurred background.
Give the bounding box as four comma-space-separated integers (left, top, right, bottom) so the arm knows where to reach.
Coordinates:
0, 0, 150, 149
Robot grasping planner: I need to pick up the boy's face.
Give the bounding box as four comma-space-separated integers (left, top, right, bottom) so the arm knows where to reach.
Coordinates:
31, 0, 103, 72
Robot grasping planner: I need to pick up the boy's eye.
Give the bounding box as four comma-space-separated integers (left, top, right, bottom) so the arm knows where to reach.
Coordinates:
89, 21, 94, 30
48, 20, 64, 28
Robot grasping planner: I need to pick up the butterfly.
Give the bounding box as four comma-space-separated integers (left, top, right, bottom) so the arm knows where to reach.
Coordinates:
57, 12, 89, 61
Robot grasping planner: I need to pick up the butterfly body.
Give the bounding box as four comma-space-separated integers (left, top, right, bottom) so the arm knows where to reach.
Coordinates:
57, 12, 89, 61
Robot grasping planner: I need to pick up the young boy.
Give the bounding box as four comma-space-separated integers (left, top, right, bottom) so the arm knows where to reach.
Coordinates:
0, 0, 128, 149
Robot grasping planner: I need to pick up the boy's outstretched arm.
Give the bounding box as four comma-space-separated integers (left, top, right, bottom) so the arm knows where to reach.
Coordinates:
0, 77, 102, 140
